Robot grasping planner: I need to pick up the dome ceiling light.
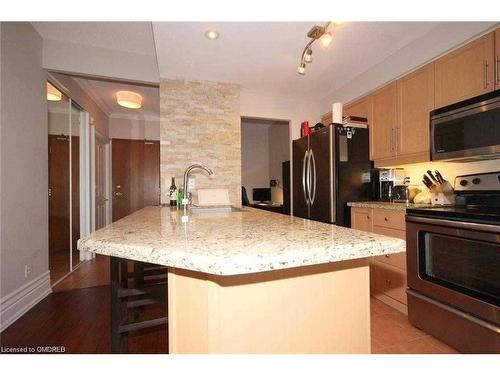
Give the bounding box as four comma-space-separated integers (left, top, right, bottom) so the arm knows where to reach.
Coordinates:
47, 82, 62, 101
297, 22, 334, 76
116, 91, 143, 109
205, 30, 220, 40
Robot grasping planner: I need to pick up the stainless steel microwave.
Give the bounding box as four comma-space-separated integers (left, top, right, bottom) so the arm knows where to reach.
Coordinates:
431, 90, 500, 162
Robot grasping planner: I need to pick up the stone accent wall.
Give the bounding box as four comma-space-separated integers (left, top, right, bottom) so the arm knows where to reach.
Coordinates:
160, 79, 241, 205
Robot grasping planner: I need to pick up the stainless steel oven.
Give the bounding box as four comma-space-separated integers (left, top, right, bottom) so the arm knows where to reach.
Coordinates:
431, 90, 500, 162
405, 172, 500, 353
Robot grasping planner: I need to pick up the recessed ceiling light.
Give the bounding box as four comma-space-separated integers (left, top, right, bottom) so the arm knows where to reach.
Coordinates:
116, 91, 142, 109
205, 30, 220, 40
47, 82, 62, 101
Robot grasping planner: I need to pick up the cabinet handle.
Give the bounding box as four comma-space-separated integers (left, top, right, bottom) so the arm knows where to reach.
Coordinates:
496, 56, 500, 86
390, 128, 394, 152
385, 254, 390, 258
366, 215, 370, 219
395, 127, 400, 153
384, 217, 388, 222
484, 60, 488, 89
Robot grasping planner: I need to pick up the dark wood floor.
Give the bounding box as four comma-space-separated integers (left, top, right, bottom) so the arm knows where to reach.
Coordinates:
0, 256, 168, 354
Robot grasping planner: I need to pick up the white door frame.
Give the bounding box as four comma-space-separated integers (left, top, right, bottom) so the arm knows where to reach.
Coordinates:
91, 125, 112, 234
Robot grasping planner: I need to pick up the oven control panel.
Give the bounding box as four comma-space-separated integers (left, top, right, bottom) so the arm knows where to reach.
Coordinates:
454, 172, 500, 192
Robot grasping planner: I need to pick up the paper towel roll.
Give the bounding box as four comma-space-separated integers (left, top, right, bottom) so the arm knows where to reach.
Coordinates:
332, 102, 343, 124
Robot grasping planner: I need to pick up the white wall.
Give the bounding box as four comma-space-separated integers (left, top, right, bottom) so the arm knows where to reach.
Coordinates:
268, 125, 290, 184
42, 38, 159, 85
241, 122, 270, 202
0, 23, 49, 301
109, 116, 160, 141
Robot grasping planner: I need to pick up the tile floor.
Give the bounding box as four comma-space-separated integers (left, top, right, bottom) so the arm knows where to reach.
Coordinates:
370, 297, 458, 354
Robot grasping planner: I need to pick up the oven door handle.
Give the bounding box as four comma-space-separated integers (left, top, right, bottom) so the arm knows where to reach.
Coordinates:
406, 215, 500, 234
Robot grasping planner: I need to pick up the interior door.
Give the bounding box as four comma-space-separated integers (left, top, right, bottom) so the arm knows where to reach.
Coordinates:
309, 127, 332, 223
143, 141, 161, 207
292, 136, 309, 219
112, 139, 160, 222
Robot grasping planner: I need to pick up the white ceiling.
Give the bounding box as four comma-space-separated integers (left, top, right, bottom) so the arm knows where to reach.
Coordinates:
72, 77, 159, 120
33, 22, 156, 56
33, 21, 496, 103
152, 22, 442, 98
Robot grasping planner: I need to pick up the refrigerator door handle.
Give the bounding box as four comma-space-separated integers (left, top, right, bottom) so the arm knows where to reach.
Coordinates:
310, 150, 317, 204
302, 150, 309, 204
306, 150, 312, 204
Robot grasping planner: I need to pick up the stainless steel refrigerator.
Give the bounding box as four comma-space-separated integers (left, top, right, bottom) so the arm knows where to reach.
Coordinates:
292, 124, 372, 227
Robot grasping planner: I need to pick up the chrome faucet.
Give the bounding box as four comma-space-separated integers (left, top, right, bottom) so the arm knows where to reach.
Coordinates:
182, 164, 214, 208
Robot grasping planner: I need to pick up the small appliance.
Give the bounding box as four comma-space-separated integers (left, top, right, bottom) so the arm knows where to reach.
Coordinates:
379, 169, 405, 201
431, 90, 500, 162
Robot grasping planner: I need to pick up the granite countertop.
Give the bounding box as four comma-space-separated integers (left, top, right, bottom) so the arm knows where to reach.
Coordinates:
348, 201, 433, 211
78, 206, 405, 276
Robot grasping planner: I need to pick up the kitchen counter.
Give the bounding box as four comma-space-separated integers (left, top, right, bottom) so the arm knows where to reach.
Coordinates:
78, 205, 405, 276
78, 206, 405, 354
348, 201, 433, 211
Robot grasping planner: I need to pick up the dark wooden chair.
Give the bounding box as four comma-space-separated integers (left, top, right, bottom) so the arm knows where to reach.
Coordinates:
110, 257, 168, 353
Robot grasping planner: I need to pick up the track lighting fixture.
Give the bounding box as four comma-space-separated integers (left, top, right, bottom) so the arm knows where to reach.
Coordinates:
297, 22, 334, 76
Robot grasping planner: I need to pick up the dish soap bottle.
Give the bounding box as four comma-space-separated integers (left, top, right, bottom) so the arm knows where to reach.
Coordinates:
169, 177, 177, 206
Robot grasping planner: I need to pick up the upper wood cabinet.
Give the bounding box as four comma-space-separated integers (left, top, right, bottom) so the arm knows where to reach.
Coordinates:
344, 97, 371, 119
396, 64, 434, 160
371, 82, 398, 160
434, 32, 495, 108
495, 28, 500, 90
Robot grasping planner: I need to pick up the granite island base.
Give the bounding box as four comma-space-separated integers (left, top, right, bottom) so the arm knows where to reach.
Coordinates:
78, 206, 405, 354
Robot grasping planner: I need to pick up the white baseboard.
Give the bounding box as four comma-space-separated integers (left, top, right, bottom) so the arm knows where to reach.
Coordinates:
0, 271, 52, 332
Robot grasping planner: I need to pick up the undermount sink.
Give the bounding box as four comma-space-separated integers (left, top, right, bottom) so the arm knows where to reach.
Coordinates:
189, 206, 244, 214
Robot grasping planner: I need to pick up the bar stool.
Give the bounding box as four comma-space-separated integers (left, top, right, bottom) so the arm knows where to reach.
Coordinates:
110, 256, 168, 353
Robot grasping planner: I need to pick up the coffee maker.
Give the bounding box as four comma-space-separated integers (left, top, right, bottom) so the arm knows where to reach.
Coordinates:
379, 169, 405, 201
361, 169, 381, 201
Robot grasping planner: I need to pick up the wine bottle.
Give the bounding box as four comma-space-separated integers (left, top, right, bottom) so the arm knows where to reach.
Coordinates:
169, 177, 177, 206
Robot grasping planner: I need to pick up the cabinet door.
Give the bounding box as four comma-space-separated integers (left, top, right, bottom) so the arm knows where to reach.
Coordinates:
351, 207, 373, 232
495, 28, 500, 90
344, 96, 371, 119
397, 64, 434, 158
371, 82, 397, 160
434, 32, 495, 108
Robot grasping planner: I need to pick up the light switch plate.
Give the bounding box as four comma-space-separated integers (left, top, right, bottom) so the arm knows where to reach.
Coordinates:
188, 177, 196, 189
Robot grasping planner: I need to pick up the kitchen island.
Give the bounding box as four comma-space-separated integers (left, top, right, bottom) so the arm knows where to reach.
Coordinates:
78, 206, 405, 353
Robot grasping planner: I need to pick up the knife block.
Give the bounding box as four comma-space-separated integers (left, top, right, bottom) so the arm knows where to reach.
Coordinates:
430, 181, 455, 205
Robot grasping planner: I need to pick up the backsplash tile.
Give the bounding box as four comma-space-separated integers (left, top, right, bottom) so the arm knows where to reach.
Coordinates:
159, 79, 241, 205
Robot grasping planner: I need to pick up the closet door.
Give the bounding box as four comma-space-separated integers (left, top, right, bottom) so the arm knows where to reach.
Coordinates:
48, 86, 71, 284
70, 103, 82, 269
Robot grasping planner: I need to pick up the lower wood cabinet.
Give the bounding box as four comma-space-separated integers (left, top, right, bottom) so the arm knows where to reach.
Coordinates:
351, 206, 408, 314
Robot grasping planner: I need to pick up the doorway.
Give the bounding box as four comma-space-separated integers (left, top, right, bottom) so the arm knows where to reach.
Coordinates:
240, 117, 291, 214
